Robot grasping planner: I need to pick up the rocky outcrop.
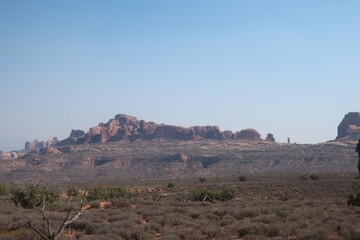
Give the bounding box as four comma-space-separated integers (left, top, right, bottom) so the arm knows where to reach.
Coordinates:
234, 129, 261, 140
0, 151, 22, 160
266, 133, 275, 142
57, 130, 86, 146
25, 137, 59, 151
54, 114, 264, 146
336, 112, 360, 141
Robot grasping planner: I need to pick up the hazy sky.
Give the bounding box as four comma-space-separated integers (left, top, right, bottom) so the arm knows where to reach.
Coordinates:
1, 1, 359, 151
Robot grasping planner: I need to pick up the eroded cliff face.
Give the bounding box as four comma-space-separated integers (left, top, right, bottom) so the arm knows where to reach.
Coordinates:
56, 114, 265, 146
336, 112, 360, 141
25, 137, 59, 151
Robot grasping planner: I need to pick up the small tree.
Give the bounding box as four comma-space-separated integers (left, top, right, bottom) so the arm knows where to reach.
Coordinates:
348, 180, 360, 206
10, 184, 58, 209
348, 138, 360, 206
11, 184, 88, 240
356, 139, 360, 175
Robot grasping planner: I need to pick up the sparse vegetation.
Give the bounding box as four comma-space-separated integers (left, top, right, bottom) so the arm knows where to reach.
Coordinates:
238, 175, 247, 181
309, 174, 320, 180
0, 185, 9, 196
348, 139, 360, 206
198, 177, 206, 183
167, 182, 175, 188
0, 173, 358, 239
299, 174, 309, 180
10, 184, 58, 208
86, 186, 135, 201
67, 187, 79, 197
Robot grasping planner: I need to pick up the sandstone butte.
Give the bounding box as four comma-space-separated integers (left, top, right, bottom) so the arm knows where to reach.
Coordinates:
24, 114, 270, 151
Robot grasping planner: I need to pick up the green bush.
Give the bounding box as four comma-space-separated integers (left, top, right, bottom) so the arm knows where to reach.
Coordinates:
86, 186, 135, 201
10, 185, 58, 209
238, 176, 247, 182
190, 188, 235, 202
198, 177, 206, 183
86, 186, 109, 201
0, 185, 9, 196
217, 188, 236, 201
191, 189, 217, 201
309, 175, 320, 180
108, 187, 135, 199
167, 182, 176, 188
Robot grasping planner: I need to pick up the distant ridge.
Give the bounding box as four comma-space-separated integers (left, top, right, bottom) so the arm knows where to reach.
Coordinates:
45, 114, 274, 147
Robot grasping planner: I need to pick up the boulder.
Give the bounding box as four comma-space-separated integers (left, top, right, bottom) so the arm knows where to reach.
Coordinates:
266, 133, 275, 142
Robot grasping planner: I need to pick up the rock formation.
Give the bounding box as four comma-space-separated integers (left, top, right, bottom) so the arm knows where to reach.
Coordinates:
234, 129, 261, 140
25, 137, 59, 151
55, 114, 264, 146
266, 133, 275, 142
0, 151, 25, 160
336, 112, 360, 141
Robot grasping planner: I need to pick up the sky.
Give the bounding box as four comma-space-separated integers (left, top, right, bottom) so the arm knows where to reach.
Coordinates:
1, 0, 360, 151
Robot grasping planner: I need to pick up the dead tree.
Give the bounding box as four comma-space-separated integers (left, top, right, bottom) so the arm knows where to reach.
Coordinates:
202, 194, 215, 203
26, 189, 87, 240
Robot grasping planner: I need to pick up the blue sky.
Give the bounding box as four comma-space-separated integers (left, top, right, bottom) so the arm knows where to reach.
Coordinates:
1, 0, 359, 151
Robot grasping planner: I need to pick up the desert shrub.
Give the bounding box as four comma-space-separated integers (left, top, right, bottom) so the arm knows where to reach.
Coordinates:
337, 223, 360, 240
157, 234, 181, 240
238, 175, 247, 182
347, 180, 360, 206
167, 182, 176, 188
108, 187, 135, 199
66, 187, 79, 197
299, 175, 309, 180
190, 188, 235, 202
190, 189, 217, 201
86, 186, 109, 201
297, 229, 327, 240
0, 185, 9, 196
217, 188, 236, 201
237, 223, 280, 238
176, 227, 202, 240
86, 186, 135, 201
200, 224, 220, 238
10, 185, 58, 208
89, 201, 101, 209
71, 220, 89, 231
309, 174, 319, 180
198, 177, 206, 183
112, 198, 131, 208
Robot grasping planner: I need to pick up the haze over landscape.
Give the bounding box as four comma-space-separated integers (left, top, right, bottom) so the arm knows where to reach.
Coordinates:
1, 0, 360, 151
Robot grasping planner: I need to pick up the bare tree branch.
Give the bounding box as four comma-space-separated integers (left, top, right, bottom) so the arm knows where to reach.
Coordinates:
55, 188, 88, 238
26, 218, 48, 240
